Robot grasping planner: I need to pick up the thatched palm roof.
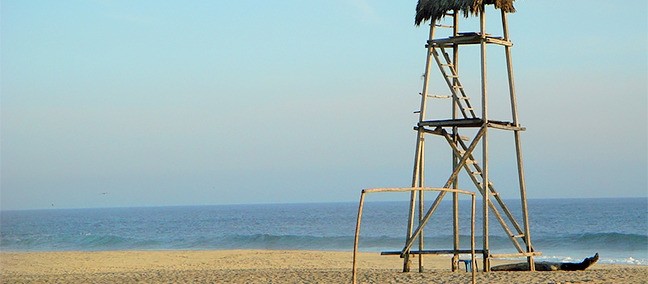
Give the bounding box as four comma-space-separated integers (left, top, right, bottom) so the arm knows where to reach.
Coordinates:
415, 0, 516, 26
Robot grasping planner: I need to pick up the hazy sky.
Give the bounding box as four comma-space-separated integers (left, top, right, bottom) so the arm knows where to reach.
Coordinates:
2, 1, 646, 210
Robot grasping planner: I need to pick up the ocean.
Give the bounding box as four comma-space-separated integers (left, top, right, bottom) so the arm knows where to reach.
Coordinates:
1, 198, 646, 265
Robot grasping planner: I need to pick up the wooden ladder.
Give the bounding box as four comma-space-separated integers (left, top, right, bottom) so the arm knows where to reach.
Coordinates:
440, 128, 534, 254
430, 46, 477, 119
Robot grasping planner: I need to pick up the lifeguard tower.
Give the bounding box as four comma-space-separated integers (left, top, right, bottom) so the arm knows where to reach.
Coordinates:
352, 1, 540, 280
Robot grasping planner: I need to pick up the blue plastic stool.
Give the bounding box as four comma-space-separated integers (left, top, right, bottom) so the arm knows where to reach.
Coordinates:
459, 259, 478, 272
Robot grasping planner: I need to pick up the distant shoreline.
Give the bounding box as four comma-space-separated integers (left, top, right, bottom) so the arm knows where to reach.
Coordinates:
2, 196, 646, 212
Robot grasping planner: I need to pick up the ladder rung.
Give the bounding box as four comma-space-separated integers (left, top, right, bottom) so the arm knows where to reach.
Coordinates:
420, 93, 451, 99
511, 234, 524, 238
446, 74, 458, 78
471, 171, 481, 175
435, 24, 454, 28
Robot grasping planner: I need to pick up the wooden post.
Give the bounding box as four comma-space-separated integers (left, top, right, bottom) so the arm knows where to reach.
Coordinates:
418, 143, 425, 273
351, 191, 366, 284
354, 188, 477, 283
479, 8, 491, 272
471, 194, 477, 284
404, 22, 436, 273
501, 10, 535, 271
451, 10, 461, 273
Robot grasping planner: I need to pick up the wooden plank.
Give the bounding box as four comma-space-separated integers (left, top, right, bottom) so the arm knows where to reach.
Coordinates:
419, 118, 483, 128
487, 122, 526, 131
418, 119, 525, 131
490, 252, 543, 258
362, 187, 475, 196
414, 126, 470, 141
428, 35, 512, 47
381, 249, 486, 256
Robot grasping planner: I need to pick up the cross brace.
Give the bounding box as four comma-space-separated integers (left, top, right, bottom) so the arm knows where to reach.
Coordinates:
400, 126, 534, 257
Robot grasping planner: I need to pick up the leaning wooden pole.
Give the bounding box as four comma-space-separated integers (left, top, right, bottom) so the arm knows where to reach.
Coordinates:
403, 22, 436, 273
351, 191, 366, 284
501, 10, 535, 271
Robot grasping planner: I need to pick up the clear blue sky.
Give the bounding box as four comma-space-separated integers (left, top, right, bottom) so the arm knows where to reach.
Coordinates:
2, 1, 646, 210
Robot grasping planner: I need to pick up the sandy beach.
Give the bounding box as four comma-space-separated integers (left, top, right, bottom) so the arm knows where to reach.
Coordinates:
1, 250, 646, 283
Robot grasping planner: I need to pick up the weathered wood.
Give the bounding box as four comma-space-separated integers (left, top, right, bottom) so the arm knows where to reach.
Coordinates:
414, 126, 468, 141
445, 130, 525, 252
487, 122, 525, 131
431, 46, 477, 119
417, 119, 524, 131
428, 34, 513, 47
400, 129, 485, 255
363, 187, 473, 195
351, 191, 365, 284
417, 143, 425, 272
501, 10, 535, 271
440, 129, 526, 255
479, 9, 491, 272
452, 11, 461, 272
353, 187, 476, 283
454, 135, 526, 236
470, 194, 476, 284
404, 21, 437, 273
419, 118, 483, 128
401, 191, 447, 257
489, 252, 543, 258
382, 249, 485, 256
384, 5, 537, 278
382, 249, 543, 258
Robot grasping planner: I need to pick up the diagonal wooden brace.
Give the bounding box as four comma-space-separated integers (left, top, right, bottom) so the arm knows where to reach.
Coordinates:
441, 128, 526, 253
400, 127, 486, 256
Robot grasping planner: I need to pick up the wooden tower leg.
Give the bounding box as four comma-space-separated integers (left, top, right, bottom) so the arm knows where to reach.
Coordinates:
404, 22, 436, 273
479, 9, 491, 272
451, 10, 461, 273
418, 143, 425, 273
404, 136, 421, 272
501, 10, 535, 271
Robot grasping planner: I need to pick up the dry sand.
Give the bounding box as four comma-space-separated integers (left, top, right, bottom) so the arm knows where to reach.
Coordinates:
1, 250, 646, 283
